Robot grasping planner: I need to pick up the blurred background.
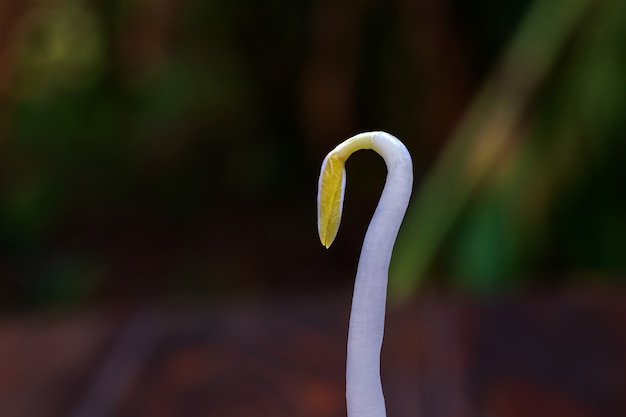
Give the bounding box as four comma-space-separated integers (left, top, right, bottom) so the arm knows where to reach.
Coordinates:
1, 0, 626, 416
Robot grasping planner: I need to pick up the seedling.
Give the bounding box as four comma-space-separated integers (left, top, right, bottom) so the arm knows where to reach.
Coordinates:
318, 131, 413, 417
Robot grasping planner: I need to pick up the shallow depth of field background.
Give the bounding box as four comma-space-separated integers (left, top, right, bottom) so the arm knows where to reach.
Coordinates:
1, 1, 626, 417
1, 0, 625, 308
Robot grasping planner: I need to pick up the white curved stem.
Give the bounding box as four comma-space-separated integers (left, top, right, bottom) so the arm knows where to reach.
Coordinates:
317, 131, 413, 417
346, 132, 413, 417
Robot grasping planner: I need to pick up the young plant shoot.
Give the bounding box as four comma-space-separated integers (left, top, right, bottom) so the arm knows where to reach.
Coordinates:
317, 131, 413, 417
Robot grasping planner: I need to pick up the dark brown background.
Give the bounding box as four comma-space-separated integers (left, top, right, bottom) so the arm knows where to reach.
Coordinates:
1, 0, 626, 416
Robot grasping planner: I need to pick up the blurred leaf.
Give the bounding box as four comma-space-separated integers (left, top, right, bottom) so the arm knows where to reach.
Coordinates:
390, 0, 592, 299
12, 0, 105, 100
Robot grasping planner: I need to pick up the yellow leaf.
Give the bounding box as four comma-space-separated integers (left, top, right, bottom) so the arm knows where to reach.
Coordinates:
318, 155, 345, 248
